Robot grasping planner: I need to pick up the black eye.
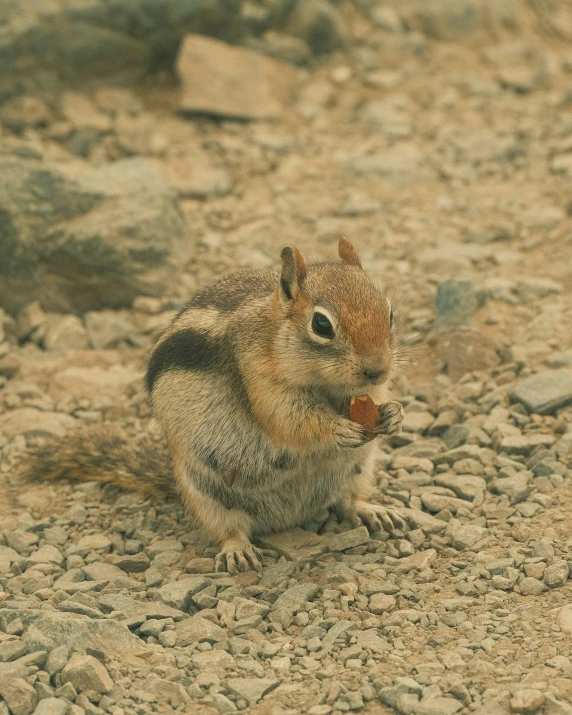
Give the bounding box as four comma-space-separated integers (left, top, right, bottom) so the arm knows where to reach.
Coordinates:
312, 312, 334, 339
390, 308, 394, 329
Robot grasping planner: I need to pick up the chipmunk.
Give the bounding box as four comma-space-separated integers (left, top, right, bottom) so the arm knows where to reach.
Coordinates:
23, 238, 405, 573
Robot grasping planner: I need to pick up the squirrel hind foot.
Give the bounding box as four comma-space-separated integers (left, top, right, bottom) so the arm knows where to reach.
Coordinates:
215, 537, 263, 574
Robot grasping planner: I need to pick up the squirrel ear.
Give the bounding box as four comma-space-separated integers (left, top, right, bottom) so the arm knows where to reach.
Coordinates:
338, 236, 361, 267
280, 245, 306, 301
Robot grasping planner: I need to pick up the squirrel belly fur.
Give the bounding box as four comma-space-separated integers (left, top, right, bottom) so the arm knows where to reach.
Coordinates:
21, 238, 405, 573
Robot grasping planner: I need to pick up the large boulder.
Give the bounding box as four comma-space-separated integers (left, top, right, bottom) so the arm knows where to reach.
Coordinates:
0, 144, 190, 314
0, 0, 244, 99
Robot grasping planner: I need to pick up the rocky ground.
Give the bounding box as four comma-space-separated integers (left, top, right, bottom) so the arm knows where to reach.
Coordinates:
2, 1, 572, 714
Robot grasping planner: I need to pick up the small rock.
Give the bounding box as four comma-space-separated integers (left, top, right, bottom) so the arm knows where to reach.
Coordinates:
271, 583, 317, 612
155, 576, 209, 611
511, 369, 572, 415
519, 577, 545, 596
61, 654, 113, 693
0, 641, 27, 662
32, 698, 70, 715
544, 561, 569, 588
175, 616, 227, 647
43, 315, 89, 350
259, 529, 331, 562
448, 522, 488, 551
0, 408, 75, 438
226, 678, 279, 706
45, 646, 69, 677
369, 594, 396, 614
558, 605, 572, 634
191, 651, 235, 671
509, 689, 545, 713
0, 677, 37, 715
177, 34, 298, 120
416, 697, 463, 715
328, 527, 370, 552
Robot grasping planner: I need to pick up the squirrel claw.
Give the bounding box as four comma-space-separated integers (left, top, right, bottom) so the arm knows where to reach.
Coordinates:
215, 539, 263, 574
373, 401, 404, 437
334, 418, 368, 449
355, 501, 406, 535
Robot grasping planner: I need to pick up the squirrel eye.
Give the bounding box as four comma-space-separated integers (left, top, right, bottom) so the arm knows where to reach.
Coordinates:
390, 307, 394, 329
312, 312, 334, 339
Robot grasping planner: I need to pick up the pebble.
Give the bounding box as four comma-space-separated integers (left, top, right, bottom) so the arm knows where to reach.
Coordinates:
226, 678, 280, 705
509, 689, 545, 713
328, 527, 370, 552
511, 370, 572, 415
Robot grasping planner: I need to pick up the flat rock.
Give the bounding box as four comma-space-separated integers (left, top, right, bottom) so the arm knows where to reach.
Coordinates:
259, 529, 332, 562
32, 698, 70, 715
155, 576, 209, 611
0, 676, 37, 715
271, 583, 317, 612
97, 593, 186, 621
177, 34, 299, 120
509, 689, 545, 713
175, 616, 227, 647
0, 408, 75, 438
191, 650, 235, 670
328, 526, 370, 552
227, 677, 279, 705
511, 369, 572, 414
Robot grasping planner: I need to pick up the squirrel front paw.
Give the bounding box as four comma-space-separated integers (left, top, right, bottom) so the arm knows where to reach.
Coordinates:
373, 401, 404, 437
334, 418, 368, 449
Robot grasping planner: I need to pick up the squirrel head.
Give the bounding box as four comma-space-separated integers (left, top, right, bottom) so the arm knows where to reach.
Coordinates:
274, 237, 394, 395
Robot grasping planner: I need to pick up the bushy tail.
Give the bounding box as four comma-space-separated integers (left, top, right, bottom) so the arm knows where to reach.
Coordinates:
19, 426, 176, 497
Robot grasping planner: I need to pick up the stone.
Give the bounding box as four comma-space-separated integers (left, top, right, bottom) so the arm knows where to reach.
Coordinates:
45, 646, 69, 677
519, 577, 545, 596
416, 698, 463, 715
191, 651, 235, 671
271, 583, 317, 612
448, 522, 488, 550
22, 611, 142, 660
509, 689, 545, 713
0, 677, 37, 715
98, 593, 185, 621
155, 576, 209, 611
28, 545, 64, 566
175, 616, 227, 647
544, 561, 569, 588
0, 150, 189, 314
435, 280, 486, 330
0, 96, 52, 131
286, 0, 347, 55
369, 594, 397, 614
405, 0, 520, 40
226, 678, 279, 705
43, 315, 89, 350
162, 152, 233, 199
511, 370, 572, 414
445, 328, 500, 382
114, 553, 151, 572
379, 678, 423, 709
0, 408, 75, 438
177, 34, 299, 121
77, 534, 112, 552
328, 527, 370, 552
32, 698, 70, 715
558, 605, 572, 634
0, 641, 27, 662
61, 654, 112, 694
258, 529, 331, 562
84, 310, 138, 349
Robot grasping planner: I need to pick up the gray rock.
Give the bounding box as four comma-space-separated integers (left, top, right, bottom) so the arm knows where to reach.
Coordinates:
271, 583, 317, 612
379, 677, 423, 709
0, 408, 76, 439
191, 650, 235, 671
31, 698, 70, 715
155, 576, 209, 611
43, 315, 89, 350
0, 640, 27, 662
45, 646, 69, 677
259, 529, 331, 562
0, 150, 189, 314
227, 678, 279, 705
544, 561, 569, 588
0, 1, 243, 100
62, 654, 112, 693
84, 310, 139, 349
511, 370, 572, 415
519, 577, 545, 596
328, 526, 370, 552
405, 0, 520, 40
435, 279, 486, 330
286, 0, 347, 55
414, 698, 463, 715
175, 616, 227, 647
177, 34, 299, 121
447, 522, 488, 550
0, 676, 37, 715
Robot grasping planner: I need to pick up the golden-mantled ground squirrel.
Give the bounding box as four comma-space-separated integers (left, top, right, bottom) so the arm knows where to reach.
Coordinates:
24, 238, 405, 573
